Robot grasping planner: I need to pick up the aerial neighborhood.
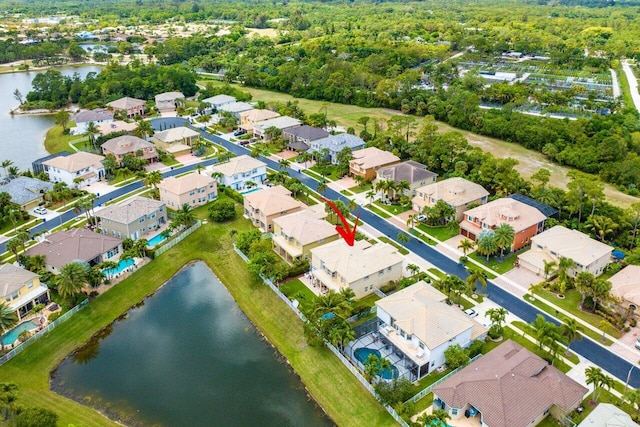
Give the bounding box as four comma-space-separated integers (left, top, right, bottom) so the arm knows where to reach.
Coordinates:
1, 1, 640, 426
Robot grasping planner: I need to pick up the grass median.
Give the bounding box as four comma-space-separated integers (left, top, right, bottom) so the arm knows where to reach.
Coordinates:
0, 211, 393, 426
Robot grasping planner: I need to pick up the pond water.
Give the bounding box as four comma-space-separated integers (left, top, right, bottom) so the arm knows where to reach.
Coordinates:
0, 65, 102, 172
51, 262, 333, 427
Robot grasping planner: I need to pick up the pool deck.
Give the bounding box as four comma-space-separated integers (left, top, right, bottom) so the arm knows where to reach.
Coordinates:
412, 407, 482, 427
91, 257, 148, 295
346, 333, 412, 380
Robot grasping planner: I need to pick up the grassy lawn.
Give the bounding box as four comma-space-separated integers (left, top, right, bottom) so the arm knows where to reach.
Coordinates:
409, 228, 436, 245
279, 278, 318, 313
503, 327, 571, 373
374, 201, 411, 215
161, 156, 181, 167
467, 251, 518, 275
352, 293, 380, 311
44, 123, 81, 153
428, 268, 446, 280
0, 205, 392, 427
617, 65, 635, 113
415, 224, 457, 242
349, 183, 373, 194
310, 164, 342, 181
412, 392, 434, 414
512, 321, 580, 364
378, 236, 410, 255
538, 289, 622, 340
367, 204, 391, 219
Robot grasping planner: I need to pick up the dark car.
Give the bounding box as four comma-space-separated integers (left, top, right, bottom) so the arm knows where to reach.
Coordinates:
233, 129, 247, 136
239, 139, 251, 146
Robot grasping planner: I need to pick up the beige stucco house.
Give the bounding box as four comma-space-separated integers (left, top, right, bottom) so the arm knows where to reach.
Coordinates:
272, 206, 339, 264
606, 265, 640, 316
518, 226, 613, 278
155, 91, 185, 112
101, 135, 159, 165
95, 196, 167, 240
412, 177, 489, 222
158, 173, 217, 210
253, 116, 302, 141
0, 177, 53, 211
153, 127, 201, 157
0, 264, 49, 321
107, 97, 146, 118
374, 160, 438, 200
310, 240, 404, 298
239, 109, 280, 132
243, 185, 306, 232
42, 152, 105, 189
349, 147, 400, 181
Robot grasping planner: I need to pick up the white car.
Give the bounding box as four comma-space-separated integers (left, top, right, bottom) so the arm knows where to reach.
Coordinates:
464, 308, 478, 318
34, 207, 48, 215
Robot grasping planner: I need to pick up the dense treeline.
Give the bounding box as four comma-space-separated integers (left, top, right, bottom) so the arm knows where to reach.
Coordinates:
25, 61, 197, 109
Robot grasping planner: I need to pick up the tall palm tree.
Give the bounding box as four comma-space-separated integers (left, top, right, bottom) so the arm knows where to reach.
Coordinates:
144, 170, 163, 191
85, 121, 99, 151
585, 366, 606, 402
312, 291, 351, 319
174, 203, 196, 228
278, 158, 291, 170
0, 303, 18, 351
557, 257, 575, 293
543, 259, 557, 280
457, 239, 474, 256
494, 223, 515, 257
418, 409, 451, 427
56, 262, 89, 300
15, 230, 30, 253
561, 317, 583, 352
366, 190, 376, 206
317, 180, 328, 194
134, 119, 154, 140
476, 234, 498, 261
466, 269, 487, 293
298, 152, 312, 168
407, 264, 420, 278
585, 215, 618, 242
5, 239, 21, 259
28, 254, 47, 273
0, 159, 13, 177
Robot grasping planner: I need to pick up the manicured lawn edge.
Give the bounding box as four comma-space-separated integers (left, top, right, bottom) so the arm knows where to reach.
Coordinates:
0, 214, 392, 427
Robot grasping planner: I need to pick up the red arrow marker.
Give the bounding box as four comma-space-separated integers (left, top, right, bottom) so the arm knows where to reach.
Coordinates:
322, 197, 359, 246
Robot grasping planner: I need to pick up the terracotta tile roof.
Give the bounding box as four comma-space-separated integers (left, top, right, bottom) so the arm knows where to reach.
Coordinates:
0, 264, 39, 298
95, 196, 165, 225
43, 152, 104, 173
433, 340, 587, 427
211, 155, 266, 177
350, 147, 400, 170
462, 198, 546, 231
107, 97, 146, 110
157, 173, 215, 195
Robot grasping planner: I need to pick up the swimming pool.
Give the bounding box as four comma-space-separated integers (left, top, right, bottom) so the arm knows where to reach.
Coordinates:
2, 319, 39, 346
147, 232, 170, 248
353, 347, 399, 380
103, 258, 135, 276
240, 187, 263, 195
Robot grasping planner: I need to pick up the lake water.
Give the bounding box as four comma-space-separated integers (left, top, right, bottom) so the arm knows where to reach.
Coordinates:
0, 65, 102, 172
51, 262, 333, 427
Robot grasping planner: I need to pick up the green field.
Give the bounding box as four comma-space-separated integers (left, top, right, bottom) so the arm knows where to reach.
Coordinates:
0, 202, 393, 427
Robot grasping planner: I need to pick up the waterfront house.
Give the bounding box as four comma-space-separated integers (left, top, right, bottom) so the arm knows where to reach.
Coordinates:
412, 177, 489, 222
432, 340, 587, 427
0, 176, 53, 211
97, 120, 138, 136
518, 225, 613, 278
25, 229, 123, 273
310, 240, 404, 298
282, 125, 329, 152
42, 152, 105, 188
243, 185, 306, 233
106, 97, 146, 118
209, 155, 267, 191
155, 91, 185, 112
73, 108, 114, 135
101, 135, 159, 165
375, 281, 487, 380
239, 109, 280, 132
272, 206, 339, 264
459, 198, 547, 251
0, 264, 49, 321
374, 160, 437, 200
308, 133, 366, 165
153, 127, 200, 157
158, 173, 217, 209
95, 196, 167, 240
253, 116, 302, 141
349, 147, 400, 182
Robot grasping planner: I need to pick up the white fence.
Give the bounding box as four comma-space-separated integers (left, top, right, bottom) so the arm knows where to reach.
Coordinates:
0, 299, 89, 367
154, 221, 201, 256
233, 244, 409, 426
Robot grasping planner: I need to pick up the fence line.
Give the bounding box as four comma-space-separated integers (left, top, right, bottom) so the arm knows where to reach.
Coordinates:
405, 353, 483, 404
154, 221, 201, 256
233, 243, 408, 426
0, 299, 89, 367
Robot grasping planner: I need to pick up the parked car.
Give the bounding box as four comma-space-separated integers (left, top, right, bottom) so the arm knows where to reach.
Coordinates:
233, 129, 247, 136
464, 308, 478, 318
416, 214, 427, 222
34, 207, 48, 215
239, 139, 251, 146
635, 338, 640, 350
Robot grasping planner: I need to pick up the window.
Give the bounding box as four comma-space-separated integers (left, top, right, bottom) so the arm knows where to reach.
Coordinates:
139, 217, 145, 223
387, 266, 392, 271
378, 270, 383, 276
451, 409, 458, 416
364, 275, 369, 280
27, 281, 33, 289
12, 292, 19, 300
189, 191, 195, 196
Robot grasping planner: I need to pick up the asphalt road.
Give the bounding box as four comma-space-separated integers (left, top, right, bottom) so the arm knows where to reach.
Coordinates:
9, 116, 640, 387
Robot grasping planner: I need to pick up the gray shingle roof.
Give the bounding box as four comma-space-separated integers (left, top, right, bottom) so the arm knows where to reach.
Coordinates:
284, 125, 329, 141
309, 133, 365, 153
0, 177, 53, 206
377, 160, 437, 185
95, 196, 165, 225
75, 108, 114, 124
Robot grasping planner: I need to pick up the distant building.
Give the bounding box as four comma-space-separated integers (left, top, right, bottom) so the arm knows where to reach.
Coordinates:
239, 109, 280, 132
218, 102, 254, 120
0, 176, 53, 211
95, 196, 167, 240
42, 152, 105, 188
610, 265, 640, 318
97, 120, 137, 136
282, 125, 329, 152
155, 92, 185, 112
577, 403, 638, 427
253, 116, 302, 141
308, 133, 366, 165
349, 147, 400, 181
107, 97, 146, 118
32, 151, 72, 176
375, 161, 437, 200
201, 95, 236, 113
101, 135, 159, 165
412, 177, 489, 222
158, 173, 217, 209
153, 127, 200, 157
0, 264, 49, 322
73, 108, 114, 135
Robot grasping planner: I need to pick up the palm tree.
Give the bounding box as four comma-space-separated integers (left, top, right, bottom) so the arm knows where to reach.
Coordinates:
173, 203, 196, 229
543, 259, 558, 280
395, 180, 410, 201
0, 303, 18, 351
4, 209, 20, 234
585, 215, 618, 242
144, 170, 163, 191
625, 389, 640, 418
485, 307, 508, 332
99, 260, 118, 280
28, 254, 47, 273
217, 151, 233, 163
312, 291, 351, 319
298, 152, 312, 168
56, 262, 89, 300
528, 281, 544, 300
397, 232, 410, 244
134, 119, 154, 140
557, 257, 575, 293
585, 366, 608, 402
418, 409, 451, 427
85, 121, 99, 151
4, 239, 21, 259
0, 159, 13, 177
407, 264, 420, 278
476, 234, 498, 261
366, 190, 376, 206
494, 223, 515, 258
466, 269, 487, 293
457, 239, 474, 257
317, 180, 328, 194
561, 317, 583, 353
278, 158, 291, 170
15, 230, 30, 252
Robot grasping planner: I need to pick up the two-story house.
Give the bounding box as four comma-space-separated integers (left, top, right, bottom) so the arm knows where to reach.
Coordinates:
210, 155, 267, 191
375, 281, 487, 380
253, 116, 302, 141
412, 177, 489, 222
349, 147, 400, 181
272, 206, 339, 264
243, 185, 306, 232
106, 97, 146, 118
238, 109, 280, 133
310, 240, 404, 298
153, 127, 201, 157
282, 125, 329, 152
95, 196, 167, 240
518, 225, 613, 278
0, 176, 53, 211
0, 263, 49, 321
42, 152, 105, 188
101, 135, 159, 165
218, 102, 254, 120
375, 160, 438, 200
97, 120, 138, 136
155, 91, 185, 112
459, 198, 547, 251
25, 229, 123, 274
158, 173, 217, 209
201, 94, 237, 114
73, 108, 114, 135
308, 133, 366, 164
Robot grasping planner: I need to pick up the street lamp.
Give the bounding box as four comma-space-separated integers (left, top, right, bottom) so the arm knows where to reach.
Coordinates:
622, 364, 635, 404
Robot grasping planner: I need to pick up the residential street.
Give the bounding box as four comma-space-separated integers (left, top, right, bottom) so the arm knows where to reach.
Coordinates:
622, 60, 640, 114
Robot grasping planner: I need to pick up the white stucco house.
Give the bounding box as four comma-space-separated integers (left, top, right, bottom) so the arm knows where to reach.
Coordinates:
42, 152, 105, 188
209, 155, 267, 191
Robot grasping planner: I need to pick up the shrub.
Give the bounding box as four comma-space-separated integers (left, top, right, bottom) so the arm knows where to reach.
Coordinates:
48, 312, 62, 322
15, 407, 58, 427
374, 377, 415, 406
208, 199, 236, 222
466, 339, 484, 358
222, 186, 244, 203
286, 259, 309, 278
444, 344, 469, 369
380, 281, 398, 294
18, 330, 31, 343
